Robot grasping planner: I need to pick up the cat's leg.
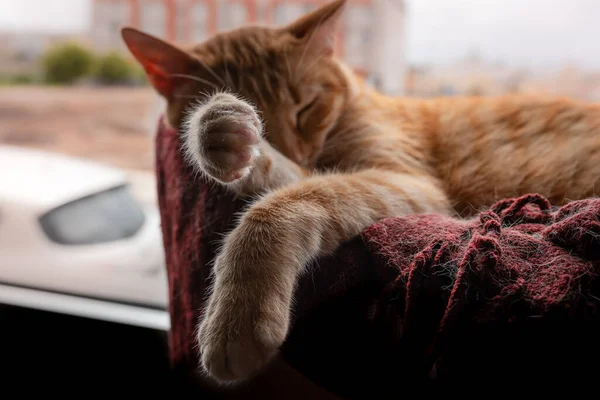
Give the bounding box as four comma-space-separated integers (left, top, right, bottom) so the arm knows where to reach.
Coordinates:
197, 169, 451, 383
183, 92, 307, 195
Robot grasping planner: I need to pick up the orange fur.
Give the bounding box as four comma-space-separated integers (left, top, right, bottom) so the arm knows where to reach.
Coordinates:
122, 0, 600, 385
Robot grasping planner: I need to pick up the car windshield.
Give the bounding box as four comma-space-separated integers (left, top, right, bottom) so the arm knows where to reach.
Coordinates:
38, 185, 146, 245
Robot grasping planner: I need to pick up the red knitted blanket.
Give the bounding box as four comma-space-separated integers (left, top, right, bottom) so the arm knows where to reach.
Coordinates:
156, 116, 600, 396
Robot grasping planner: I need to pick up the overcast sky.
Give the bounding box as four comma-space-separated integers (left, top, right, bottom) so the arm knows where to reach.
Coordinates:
1, 0, 599, 70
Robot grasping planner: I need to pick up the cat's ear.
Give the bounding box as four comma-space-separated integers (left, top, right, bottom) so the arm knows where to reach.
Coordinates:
121, 27, 196, 98
285, 0, 347, 56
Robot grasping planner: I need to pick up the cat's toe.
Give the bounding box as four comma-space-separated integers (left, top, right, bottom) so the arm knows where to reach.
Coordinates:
225, 338, 274, 380
200, 341, 234, 382
198, 322, 283, 383
197, 297, 288, 383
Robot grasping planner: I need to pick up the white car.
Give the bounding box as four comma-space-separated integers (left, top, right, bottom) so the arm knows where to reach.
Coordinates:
0, 145, 170, 331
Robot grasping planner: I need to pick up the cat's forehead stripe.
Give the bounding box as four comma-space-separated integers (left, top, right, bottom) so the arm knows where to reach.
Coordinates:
194, 28, 277, 65
189, 31, 286, 96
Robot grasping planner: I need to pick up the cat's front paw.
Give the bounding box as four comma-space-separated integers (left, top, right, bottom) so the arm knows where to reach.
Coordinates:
184, 92, 262, 184
197, 253, 291, 384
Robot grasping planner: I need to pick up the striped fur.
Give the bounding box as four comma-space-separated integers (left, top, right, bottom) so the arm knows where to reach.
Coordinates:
122, 0, 600, 384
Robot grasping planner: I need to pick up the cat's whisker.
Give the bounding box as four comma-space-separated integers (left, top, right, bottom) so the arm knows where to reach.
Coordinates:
261, 60, 278, 100
197, 58, 227, 87
250, 76, 267, 106
200, 88, 213, 100
224, 64, 235, 91
174, 94, 204, 99
237, 69, 244, 92
170, 73, 221, 91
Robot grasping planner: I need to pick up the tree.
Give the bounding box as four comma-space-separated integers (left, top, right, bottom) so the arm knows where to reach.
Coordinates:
94, 52, 138, 85
42, 42, 95, 84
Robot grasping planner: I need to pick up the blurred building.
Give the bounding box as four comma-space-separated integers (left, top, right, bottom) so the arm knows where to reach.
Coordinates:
405, 51, 600, 102
90, 0, 407, 95
405, 51, 530, 98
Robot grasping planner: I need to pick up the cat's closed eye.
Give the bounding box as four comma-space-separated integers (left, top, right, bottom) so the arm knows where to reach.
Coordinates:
296, 97, 318, 133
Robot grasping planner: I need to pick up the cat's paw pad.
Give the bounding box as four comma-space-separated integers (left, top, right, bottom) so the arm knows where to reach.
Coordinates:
197, 276, 289, 383
184, 92, 262, 183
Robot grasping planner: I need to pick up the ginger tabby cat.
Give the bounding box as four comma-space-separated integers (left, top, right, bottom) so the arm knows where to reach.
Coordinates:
122, 0, 600, 385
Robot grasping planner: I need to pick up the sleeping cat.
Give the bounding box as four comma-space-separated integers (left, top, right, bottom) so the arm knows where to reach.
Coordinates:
121, 0, 600, 385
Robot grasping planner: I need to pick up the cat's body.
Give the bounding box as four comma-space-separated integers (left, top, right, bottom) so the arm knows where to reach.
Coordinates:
365, 93, 600, 214
122, 0, 600, 385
